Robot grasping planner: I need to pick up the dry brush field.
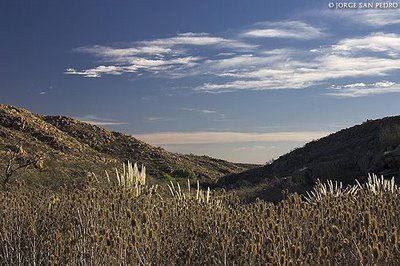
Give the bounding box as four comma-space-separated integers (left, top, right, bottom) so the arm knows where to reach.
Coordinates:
0, 171, 399, 265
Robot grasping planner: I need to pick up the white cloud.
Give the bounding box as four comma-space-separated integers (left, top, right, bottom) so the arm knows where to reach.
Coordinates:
197, 33, 400, 92
142, 32, 254, 49
332, 33, 400, 56
327, 81, 400, 98
180, 108, 227, 120
331, 9, 400, 26
242, 21, 325, 39
181, 107, 217, 114
74, 45, 173, 57
76, 115, 127, 126
234, 145, 269, 152
133, 131, 330, 145
144, 116, 175, 122
66, 32, 255, 78
65, 22, 400, 96
65, 66, 126, 78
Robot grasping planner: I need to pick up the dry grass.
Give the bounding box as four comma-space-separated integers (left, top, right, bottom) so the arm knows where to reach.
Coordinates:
0, 174, 399, 265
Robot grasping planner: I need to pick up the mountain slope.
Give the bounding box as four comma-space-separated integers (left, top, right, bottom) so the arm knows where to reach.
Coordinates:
218, 116, 400, 201
0, 104, 254, 185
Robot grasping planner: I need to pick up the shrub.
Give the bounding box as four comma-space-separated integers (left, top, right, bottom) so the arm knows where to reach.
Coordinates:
163, 173, 174, 182
0, 141, 44, 184
172, 168, 196, 179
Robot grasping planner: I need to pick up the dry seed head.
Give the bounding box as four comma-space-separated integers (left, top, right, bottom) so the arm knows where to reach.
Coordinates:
295, 245, 302, 257
372, 232, 378, 242
331, 225, 339, 235
18, 145, 26, 156
391, 229, 398, 245
324, 247, 329, 258
290, 244, 296, 254
372, 245, 381, 260
34, 159, 45, 170
364, 212, 371, 226
372, 218, 378, 230
131, 218, 137, 229
142, 212, 148, 223
273, 224, 279, 234
279, 255, 286, 265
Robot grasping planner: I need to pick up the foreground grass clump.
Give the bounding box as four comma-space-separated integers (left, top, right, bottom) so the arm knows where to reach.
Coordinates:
0, 176, 400, 265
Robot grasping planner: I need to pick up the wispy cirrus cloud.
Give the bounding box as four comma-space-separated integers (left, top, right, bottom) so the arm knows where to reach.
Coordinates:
326, 81, 400, 98
241, 21, 325, 39
65, 66, 126, 78
141, 32, 254, 49
76, 115, 127, 126
144, 116, 176, 123
181, 108, 217, 114
198, 32, 400, 92
329, 9, 400, 26
65, 19, 400, 98
65, 32, 255, 78
133, 131, 330, 145
64, 21, 322, 79
233, 145, 271, 152
180, 107, 226, 119
332, 32, 400, 56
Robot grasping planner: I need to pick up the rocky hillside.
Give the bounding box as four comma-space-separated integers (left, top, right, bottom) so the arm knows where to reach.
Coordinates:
0, 104, 254, 185
218, 116, 400, 201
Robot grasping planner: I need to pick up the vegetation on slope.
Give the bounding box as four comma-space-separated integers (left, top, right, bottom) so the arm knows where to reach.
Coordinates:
0, 104, 254, 185
219, 117, 400, 201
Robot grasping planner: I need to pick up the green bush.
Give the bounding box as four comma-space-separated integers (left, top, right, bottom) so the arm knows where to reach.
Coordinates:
163, 173, 175, 182
172, 168, 196, 179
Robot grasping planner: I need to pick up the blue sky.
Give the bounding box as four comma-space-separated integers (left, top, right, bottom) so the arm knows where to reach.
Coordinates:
1, 1, 400, 163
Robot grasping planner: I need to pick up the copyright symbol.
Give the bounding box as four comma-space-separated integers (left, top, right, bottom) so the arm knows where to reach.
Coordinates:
328, 2, 335, 8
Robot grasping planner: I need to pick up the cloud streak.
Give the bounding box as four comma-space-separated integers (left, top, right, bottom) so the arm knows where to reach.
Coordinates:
144, 116, 176, 123
330, 9, 400, 26
180, 107, 226, 119
65, 20, 400, 98
65, 32, 255, 78
76, 115, 127, 126
198, 33, 400, 92
242, 21, 325, 39
133, 131, 330, 145
327, 81, 400, 98
65, 20, 325, 79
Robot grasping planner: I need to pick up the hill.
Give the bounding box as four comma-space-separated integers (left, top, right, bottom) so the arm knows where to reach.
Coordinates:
0, 104, 254, 185
218, 116, 400, 201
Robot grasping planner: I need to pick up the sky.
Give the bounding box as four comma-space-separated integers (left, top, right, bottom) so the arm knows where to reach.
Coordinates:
1, 1, 400, 164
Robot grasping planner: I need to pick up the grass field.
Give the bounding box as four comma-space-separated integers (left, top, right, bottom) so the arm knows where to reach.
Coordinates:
0, 170, 399, 265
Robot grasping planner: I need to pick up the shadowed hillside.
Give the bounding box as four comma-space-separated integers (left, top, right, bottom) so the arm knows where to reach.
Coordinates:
218, 116, 400, 201
0, 104, 254, 185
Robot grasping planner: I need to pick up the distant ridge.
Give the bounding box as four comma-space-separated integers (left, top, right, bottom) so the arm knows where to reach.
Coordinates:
218, 115, 400, 201
0, 104, 254, 185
